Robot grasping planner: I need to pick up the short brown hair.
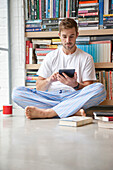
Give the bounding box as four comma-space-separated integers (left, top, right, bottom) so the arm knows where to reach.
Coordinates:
59, 18, 78, 34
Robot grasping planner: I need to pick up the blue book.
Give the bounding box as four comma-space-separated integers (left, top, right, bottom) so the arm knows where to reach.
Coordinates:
53, 0, 56, 18
111, 0, 113, 13
46, 0, 50, 18
99, 0, 104, 29
56, 0, 59, 18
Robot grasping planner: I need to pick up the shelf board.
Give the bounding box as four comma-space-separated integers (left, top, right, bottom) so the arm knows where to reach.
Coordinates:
95, 62, 113, 68
26, 63, 113, 70
25, 29, 113, 38
26, 64, 40, 69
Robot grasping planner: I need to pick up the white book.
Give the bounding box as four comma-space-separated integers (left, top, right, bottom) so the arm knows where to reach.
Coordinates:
104, 0, 109, 15
79, 3, 99, 7
59, 116, 93, 127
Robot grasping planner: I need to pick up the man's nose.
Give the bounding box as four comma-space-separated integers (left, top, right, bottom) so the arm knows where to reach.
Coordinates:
66, 37, 70, 42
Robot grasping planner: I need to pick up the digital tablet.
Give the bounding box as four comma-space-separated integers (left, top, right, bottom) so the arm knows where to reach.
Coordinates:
59, 69, 75, 78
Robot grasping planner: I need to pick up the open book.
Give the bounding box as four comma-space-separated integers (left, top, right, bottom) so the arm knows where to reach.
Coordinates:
59, 116, 93, 127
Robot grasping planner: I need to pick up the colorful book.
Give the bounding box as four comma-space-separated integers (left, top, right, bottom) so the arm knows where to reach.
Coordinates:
59, 116, 93, 127
26, 41, 30, 64
79, 0, 98, 4
99, 0, 104, 29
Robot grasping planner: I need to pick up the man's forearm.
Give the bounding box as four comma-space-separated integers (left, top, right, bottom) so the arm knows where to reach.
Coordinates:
36, 78, 51, 91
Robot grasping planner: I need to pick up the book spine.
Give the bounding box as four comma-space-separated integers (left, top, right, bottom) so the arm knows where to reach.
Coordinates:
31, 0, 35, 20
56, 0, 59, 18
109, 71, 112, 100
26, 41, 30, 64
79, 0, 98, 4
67, 0, 70, 17
29, 43, 33, 64
104, 0, 109, 15
41, 0, 45, 19
50, 0, 53, 18
99, 0, 104, 29
34, 0, 37, 19
29, 0, 31, 20
46, 0, 48, 18
37, 0, 39, 19
25, 0, 28, 20
25, 28, 41, 32
72, 0, 76, 17
110, 0, 113, 14
39, 0, 42, 19
53, 0, 56, 18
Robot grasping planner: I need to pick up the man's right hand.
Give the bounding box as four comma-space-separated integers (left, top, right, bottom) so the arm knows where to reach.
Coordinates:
48, 72, 59, 83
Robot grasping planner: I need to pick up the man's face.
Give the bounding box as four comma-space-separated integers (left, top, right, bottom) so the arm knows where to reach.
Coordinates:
59, 27, 78, 51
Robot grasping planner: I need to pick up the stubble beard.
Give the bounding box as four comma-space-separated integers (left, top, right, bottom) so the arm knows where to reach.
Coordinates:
63, 42, 75, 50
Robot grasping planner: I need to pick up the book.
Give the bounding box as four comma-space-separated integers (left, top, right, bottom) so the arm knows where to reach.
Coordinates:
98, 121, 113, 129
79, 0, 98, 4
95, 116, 113, 121
59, 116, 93, 127
26, 40, 30, 64
93, 111, 113, 117
99, 0, 104, 29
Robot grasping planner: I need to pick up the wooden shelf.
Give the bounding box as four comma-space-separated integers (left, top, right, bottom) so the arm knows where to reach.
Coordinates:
25, 29, 113, 38
26, 63, 113, 70
26, 64, 40, 69
95, 63, 113, 68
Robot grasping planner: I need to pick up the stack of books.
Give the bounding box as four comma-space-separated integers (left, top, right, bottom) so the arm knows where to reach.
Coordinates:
78, 0, 99, 30
103, 14, 113, 29
35, 48, 57, 64
42, 18, 59, 31
26, 70, 38, 88
93, 111, 113, 129
59, 116, 93, 127
25, 20, 42, 32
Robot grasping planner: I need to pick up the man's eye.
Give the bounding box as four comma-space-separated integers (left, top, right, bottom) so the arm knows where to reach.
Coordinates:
70, 36, 74, 38
63, 36, 66, 38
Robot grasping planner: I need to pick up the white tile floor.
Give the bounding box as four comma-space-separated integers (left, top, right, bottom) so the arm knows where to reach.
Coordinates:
0, 108, 113, 170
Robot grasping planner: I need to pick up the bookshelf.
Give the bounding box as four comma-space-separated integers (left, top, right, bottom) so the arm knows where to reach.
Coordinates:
25, 29, 113, 38
25, 29, 113, 105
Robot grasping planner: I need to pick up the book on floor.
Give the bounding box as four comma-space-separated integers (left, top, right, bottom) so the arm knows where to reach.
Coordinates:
94, 115, 113, 122
93, 111, 113, 117
98, 121, 113, 129
59, 116, 93, 127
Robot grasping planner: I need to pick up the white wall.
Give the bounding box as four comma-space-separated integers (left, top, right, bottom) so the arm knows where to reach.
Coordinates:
0, 0, 25, 109
0, 0, 9, 108
10, 0, 25, 107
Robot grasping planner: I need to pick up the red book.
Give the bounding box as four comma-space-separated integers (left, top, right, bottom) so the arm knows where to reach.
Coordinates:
100, 116, 113, 122
36, 53, 48, 56
39, 0, 42, 19
79, 0, 98, 4
26, 41, 30, 64
109, 71, 112, 100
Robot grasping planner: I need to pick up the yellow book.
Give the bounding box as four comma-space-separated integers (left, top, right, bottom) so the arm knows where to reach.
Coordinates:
59, 116, 93, 127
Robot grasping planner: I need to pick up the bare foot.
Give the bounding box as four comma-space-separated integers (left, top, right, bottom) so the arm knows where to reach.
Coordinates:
73, 109, 86, 117
25, 106, 57, 119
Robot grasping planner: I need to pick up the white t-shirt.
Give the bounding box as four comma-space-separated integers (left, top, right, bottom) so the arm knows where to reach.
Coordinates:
37, 47, 96, 91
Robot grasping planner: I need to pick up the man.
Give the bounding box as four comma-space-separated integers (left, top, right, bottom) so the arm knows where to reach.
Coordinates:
12, 18, 106, 119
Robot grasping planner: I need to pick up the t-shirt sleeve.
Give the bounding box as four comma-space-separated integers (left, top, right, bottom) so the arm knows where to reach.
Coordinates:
37, 53, 52, 78
82, 55, 96, 82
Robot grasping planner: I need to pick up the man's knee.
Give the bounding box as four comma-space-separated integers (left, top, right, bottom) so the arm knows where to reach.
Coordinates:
92, 82, 106, 97
12, 86, 24, 103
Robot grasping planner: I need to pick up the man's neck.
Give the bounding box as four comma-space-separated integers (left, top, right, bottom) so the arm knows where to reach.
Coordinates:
62, 46, 77, 55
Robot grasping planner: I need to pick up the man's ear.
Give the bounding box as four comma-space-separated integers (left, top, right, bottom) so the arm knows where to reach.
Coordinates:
76, 32, 79, 38
58, 32, 61, 38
